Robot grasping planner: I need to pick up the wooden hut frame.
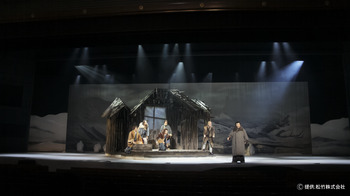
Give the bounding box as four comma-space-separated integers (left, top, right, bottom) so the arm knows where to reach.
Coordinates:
130, 88, 211, 150
101, 98, 130, 155
103, 88, 211, 154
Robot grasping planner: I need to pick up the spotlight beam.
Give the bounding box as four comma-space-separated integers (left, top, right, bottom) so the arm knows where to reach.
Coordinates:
169, 62, 186, 83
257, 61, 266, 81
75, 65, 114, 83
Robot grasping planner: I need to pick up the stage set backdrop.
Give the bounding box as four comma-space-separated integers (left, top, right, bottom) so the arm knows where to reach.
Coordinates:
28, 82, 350, 155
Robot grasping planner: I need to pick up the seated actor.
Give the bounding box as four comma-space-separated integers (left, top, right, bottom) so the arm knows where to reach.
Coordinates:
124, 125, 143, 154
156, 129, 169, 151
160, 120, 172, 148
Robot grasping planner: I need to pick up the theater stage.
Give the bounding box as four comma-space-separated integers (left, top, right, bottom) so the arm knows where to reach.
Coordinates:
1, 152, 350, 171
1, 152, 349, 194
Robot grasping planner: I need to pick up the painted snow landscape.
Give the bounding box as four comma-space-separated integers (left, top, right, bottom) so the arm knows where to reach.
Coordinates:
28, 113, 67, 152
311, 118, 350, 155
28, 83, 350, 155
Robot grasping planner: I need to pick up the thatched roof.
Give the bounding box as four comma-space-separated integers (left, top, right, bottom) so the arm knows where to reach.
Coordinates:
130, 88, 211, 114
191, 98, 211, 112
101, 97, 129, 118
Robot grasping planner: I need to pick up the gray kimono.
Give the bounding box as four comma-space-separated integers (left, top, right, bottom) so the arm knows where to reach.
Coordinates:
228, 127, 249, 156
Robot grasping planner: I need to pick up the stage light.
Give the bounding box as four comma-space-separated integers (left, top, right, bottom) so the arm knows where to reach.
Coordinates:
75, 65, 96, 83
159, 44, 171, 82
191, 73, 196, 82
74, 75, 81, 84
136, 45, 152, 82
185, 43, 191, 55
160, 43, 181, 82
162, 44, 169, 57
172, 43, 179, 56
273, 42, 281, 54
280, 60, 304, 81
282, 42, 297, 62
271, 61, 278, 73
137, 45, 145, 57
269, 60, 304, 82
272, 42, 283, 67
169, 73, 176, 83
169, 62, 186, 83
268, 61, 279, 81
257, 61, 266, 81
79, 47, 89, 65
184, 43, 193, 78
184, 43, 192, 60
203, 72, 213, 83
75, 64, 114, 84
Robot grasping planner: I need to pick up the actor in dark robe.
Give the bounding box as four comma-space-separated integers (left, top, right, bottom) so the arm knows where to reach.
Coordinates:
202, 120, 215, 155
227, 121, 249, 163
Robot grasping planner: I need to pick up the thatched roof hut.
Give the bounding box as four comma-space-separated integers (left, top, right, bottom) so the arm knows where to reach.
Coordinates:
130, 88, 211, 150
102, 88, 211, 153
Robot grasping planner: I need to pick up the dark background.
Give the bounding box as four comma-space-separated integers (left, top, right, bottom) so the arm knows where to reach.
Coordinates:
0, 0, 349, 152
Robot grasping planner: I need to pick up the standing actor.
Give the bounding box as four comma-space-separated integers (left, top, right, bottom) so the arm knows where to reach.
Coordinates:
160, 120, 172, 148
202, 120, 215, 155
138, 120, 149, 144
227, 121, 250, 163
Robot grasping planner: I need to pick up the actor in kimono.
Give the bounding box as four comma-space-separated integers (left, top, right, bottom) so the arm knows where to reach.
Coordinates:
124, 125, 143, 154
138, 120, 149, 144
227, 121, 250, 163
160, 120, 172, 148
202, 120, 215, 155
156, 129, 169, 151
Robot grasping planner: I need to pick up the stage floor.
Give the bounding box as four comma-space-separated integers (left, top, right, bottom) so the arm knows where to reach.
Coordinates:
1, 152, 350, 194
1, 152, 350, 172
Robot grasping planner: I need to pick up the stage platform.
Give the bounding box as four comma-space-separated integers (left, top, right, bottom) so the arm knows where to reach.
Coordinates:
120, 149, 210, 158
1, 153, 350, 195
1, 152, 350, 171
